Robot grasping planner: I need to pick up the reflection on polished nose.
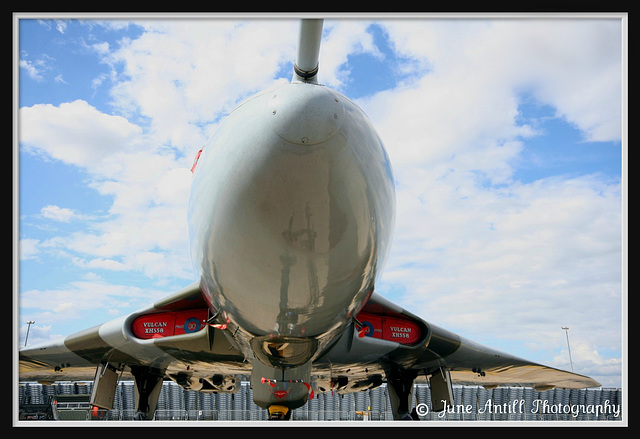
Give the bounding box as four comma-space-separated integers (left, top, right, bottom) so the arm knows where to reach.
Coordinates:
251, 336, 318, 368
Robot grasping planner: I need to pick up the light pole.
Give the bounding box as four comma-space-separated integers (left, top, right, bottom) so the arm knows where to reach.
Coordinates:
25, 320, 35, 347
562, 326, 573, 372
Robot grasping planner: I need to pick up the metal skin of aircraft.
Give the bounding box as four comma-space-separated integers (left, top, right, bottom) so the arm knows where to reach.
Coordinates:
18, 19, 600, 421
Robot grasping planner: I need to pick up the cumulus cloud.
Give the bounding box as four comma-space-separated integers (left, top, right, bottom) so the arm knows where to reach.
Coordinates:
102, 20, 299, 155
552, 339, 622, 388
365, 18, 623, 379
19, 99, 143, 168
40, 205, 77, 222
318, 20, 385, 89
19, 280, 173, 339
19, 58, 45, 81
19, 101, 193, 280
19, 238, 40, 261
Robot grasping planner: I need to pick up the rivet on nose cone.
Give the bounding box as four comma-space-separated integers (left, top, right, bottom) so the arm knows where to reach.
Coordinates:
268, 83, 345, 146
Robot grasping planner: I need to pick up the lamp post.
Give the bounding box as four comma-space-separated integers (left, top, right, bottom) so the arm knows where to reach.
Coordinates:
562, 326, 573, 372
25, 320, 35, 347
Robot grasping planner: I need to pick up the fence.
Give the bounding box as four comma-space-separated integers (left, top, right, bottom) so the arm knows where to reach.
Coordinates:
18, 381, 623, 422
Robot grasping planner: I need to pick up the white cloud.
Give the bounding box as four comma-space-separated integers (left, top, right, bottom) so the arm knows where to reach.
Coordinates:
361, 19, 623, 373
552, 339, 622, 387
19, 98, 193, 281
103, 19, 299, 155
318, 20, 384, 90
19, 238, 40, 261
19, 280, 173, 337
19, 58, 44, 81
20, 322, 57, 348
362, 19, 621, 176
40, 205, 77, 222
378, 171, 622, 380
19, 99, 143, 168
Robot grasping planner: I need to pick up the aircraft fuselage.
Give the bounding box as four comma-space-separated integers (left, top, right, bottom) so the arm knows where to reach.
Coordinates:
188, 81, 396, 371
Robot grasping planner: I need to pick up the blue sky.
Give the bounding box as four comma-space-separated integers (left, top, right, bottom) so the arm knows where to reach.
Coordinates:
15, 14, 626, 389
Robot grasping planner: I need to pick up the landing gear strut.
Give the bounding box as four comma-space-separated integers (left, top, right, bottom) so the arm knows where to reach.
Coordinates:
130, 366, 164, 420
386, 368, 418, 420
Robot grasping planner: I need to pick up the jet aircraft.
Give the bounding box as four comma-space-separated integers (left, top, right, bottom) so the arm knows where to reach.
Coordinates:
18, 19, 600, 421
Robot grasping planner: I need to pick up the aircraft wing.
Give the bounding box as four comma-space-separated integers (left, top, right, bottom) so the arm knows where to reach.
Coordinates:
19, 283, 599, 403
422, 330, 599, 391
314, 292, 600, 396
19, 282, 249, 390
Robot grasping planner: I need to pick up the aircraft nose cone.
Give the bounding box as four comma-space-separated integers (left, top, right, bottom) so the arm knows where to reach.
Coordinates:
268, 83, 344, 145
